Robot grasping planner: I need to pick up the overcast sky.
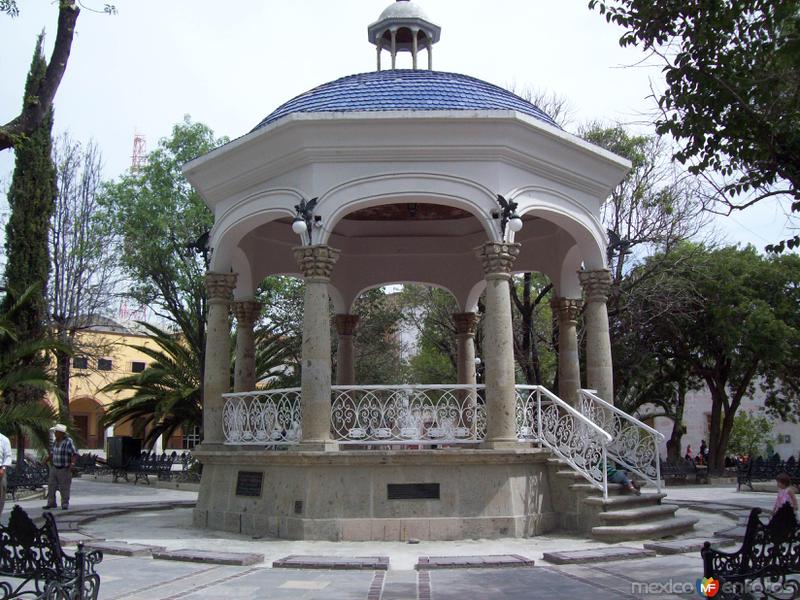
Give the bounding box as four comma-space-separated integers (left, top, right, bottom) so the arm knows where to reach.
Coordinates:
0, 0, 794, 249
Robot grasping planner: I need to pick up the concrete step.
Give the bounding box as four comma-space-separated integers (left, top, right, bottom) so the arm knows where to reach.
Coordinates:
591, 516, 698, 542
597, 503, 678, 524
583, 492, 668, 510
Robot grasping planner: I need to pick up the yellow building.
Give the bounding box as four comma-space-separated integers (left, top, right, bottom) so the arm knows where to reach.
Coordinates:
47, 318, 192, 451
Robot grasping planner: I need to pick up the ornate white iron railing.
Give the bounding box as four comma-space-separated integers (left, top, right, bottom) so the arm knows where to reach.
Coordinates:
331, 385, 486, 444
579, 389, 664, 492
517, 385, 612, 498
222, 388, 302, 445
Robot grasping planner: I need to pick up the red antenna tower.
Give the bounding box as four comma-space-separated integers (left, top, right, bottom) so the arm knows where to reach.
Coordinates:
131, 132, 147, 173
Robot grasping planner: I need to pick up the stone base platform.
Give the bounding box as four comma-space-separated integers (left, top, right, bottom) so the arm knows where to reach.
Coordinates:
192, 447, 557, 541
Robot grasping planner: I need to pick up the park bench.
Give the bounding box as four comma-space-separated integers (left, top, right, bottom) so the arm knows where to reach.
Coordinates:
737, 455, 800, 491
74, 453, 98, 476
113, 451, 188, 484
660, 459, 708, 485
6, 461, 49, 501
0, 505, 103, 600
701, 504, 800, 599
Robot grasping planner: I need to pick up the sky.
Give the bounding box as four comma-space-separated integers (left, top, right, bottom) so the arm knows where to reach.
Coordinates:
0, 0, 795, 250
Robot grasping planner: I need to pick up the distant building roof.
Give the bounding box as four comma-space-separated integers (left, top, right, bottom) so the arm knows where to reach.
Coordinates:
252, 70, 560, 131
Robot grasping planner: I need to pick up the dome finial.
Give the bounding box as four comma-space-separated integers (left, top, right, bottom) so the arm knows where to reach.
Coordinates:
368, 1, 441, 71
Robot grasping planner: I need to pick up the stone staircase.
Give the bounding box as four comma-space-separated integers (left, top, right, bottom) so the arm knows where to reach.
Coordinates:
547, 459, 698, 542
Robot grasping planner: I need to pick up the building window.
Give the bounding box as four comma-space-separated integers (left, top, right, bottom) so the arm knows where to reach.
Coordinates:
98, 358, 113, 371
778, 434, 792, 444
131, 361, 146, 373
183, 427, 200, 450
72, 356, 89, 369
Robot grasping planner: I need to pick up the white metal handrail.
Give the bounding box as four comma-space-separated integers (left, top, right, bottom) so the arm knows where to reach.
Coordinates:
331, 384, 486, 444
518, 385, 611, 498
222, 388, 302, 445
579, 389, 664, 492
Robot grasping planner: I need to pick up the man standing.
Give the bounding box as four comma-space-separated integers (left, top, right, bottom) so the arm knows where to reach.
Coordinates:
0, 430, 12, 516
43, 424, 77, 510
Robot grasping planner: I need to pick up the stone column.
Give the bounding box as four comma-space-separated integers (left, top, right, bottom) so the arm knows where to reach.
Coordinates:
294, 245, 341, 450
232, 300, 261, 393
551, 297, 582, 407
579, 269, 614, 405
453, 313, 478, 386
203, 272, 237, 446
334, 314, 360, 385
476, 242, 521, 448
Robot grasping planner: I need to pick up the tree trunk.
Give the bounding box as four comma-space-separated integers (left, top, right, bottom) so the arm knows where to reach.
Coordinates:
665, 382, 687, 462
56, 346, 70, 421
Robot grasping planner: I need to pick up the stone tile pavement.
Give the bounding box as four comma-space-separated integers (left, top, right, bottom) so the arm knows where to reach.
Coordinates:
0, 479, 781, 599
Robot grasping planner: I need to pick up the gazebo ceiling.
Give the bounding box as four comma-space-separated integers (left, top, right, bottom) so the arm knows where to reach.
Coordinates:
343, 203, 472, 221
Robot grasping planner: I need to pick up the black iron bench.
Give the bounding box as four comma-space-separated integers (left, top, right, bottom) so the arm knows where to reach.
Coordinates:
6, 462, 49, 501
702, 504, 800, 599
737, 455, 800, 491
0, 505, 103, 599
660, 459, 707, 484
113, 452, 178, 485
74, 453, 98, 477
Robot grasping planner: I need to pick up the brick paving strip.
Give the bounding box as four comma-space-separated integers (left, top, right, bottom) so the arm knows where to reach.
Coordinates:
642, 536, 737, 555
272, 555, 390, 570
541, 547, 655, 565
158, 567, 263, 600
418, 570, 431, 600
367, 571, 385, 600
415, 554, 534, 570
107, 564, 224, 600
152, 549, 264, 566
83, 540, 166, 557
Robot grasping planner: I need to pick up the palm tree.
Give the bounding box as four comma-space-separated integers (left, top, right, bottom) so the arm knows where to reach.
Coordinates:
101, 320, 292, 449
0, 285, 61, 459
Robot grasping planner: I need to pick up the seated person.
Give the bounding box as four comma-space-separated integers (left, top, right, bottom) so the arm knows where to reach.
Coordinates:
606, 461, 640, 495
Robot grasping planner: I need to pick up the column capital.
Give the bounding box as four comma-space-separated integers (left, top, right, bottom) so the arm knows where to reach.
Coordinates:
293, 245, 341, 282
550, 297, 582, 324
475, 242, 521, 278
579, 269, 613, 303
204, 272, 237, 302
334, 314, 360, 336
453, 312, 479, 336
232, 300, 261, 327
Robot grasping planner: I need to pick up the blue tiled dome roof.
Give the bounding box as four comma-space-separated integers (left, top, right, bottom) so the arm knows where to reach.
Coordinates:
252, 70, 559, 131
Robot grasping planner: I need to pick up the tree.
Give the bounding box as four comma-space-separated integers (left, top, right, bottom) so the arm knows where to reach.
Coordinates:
589, 0, 800, 250
0, 2, 82, 151
402, 285, 461, 384
510, 273, 554, 386
49, 133, 119, 422
653, 245, 800, 472
2, 35, 57, 464
0, 286, 60, 453
728, 411, 775, 459
101, 318, 292, 448
99, 117, 228, 402
350, 288, 407, 385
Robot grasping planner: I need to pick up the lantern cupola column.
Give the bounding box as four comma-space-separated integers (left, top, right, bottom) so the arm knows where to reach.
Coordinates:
476, 242, 521, 448
294, 245, 341, 450
579, 269, 614, 405
202, 272, 237, 446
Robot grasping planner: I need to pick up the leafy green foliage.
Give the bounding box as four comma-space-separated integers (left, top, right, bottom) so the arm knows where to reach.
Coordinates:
589, 0, 800, 250
728, 411, 774, 458
402, 286, 460, 384
351, 289, 407, 385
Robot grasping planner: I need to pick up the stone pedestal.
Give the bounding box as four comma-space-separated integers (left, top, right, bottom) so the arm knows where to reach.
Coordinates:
334, 314, 360, 385
294, 245, 341, 450
232, 300, 261, 393
193, 448, 555, 541
202, 272, 237, 445
579, 269, 614, 405
475, 242, 521, 449
551, 297, 582, 407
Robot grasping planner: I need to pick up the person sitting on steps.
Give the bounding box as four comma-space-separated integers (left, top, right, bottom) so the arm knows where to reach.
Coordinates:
606, 461, 640, 495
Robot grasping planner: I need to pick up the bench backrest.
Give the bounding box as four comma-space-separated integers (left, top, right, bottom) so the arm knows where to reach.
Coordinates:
739, 505, 800, 575
0, 506, 65, 579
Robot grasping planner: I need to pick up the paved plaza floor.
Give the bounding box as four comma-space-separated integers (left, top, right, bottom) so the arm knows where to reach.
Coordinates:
2, 478, 780, 599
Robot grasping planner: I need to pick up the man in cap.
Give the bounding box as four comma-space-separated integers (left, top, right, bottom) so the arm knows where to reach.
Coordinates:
0, 429, 11, 516
43, 424, 77, 510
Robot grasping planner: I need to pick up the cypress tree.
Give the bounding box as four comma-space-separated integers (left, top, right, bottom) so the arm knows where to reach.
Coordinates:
2, 34, 57, 462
